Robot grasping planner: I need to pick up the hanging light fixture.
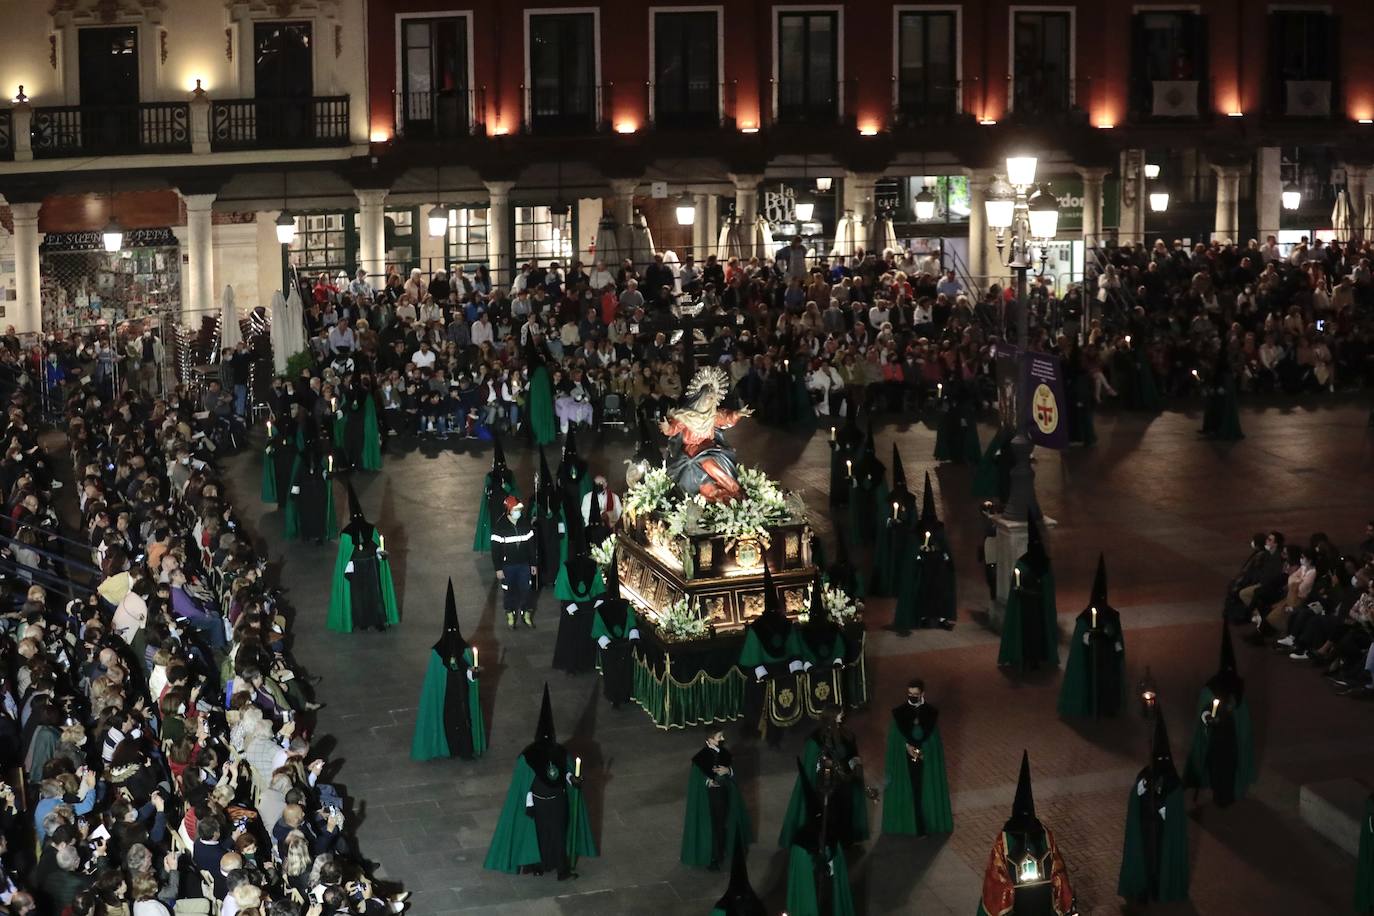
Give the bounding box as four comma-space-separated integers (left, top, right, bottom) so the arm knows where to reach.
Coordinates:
674, 193, 696, 227
1144, 163, 1161, 180
984, 177, 1016, 231
427, 165, 450, 238
1148, 188, 1170, 213
275, 172, 296, 245
1281, 182, 1301, 210
549, 161, 570, 233
1026, 183, 1060, 239
815, 176, 832, 192
914, 183, 937, 221
794, 153, 815, 222
102, 179, 123, 253
1005, 155, 1038, 188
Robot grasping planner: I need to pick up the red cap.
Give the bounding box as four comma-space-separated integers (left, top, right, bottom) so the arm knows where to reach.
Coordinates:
504, 495, 523, 513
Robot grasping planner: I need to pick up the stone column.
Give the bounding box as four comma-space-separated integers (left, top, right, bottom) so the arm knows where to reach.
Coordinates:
10, 203, 42, 334
181, 193, 216, 323
1346, 164, 1373, 242
1257, 148, 1283, 243
691, 192, 711, 262
608, 178, 638, 265
354, 188, 389, 280
1077, 166, 1110, 250
1118, 149, 1146, 246
845, 172, 879, 257
729, 173, 762, 257
484, 180, 514, 287
1212, 164, 1244, 244
967, 170, 990, 291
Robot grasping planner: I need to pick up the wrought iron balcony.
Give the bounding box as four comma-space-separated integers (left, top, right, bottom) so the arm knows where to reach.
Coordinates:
30, 102, 190, 157
209, 96, 350, 150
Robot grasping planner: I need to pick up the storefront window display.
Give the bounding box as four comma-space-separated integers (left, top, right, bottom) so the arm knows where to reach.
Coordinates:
446, 207, 490, 269
40, 228, 181, 330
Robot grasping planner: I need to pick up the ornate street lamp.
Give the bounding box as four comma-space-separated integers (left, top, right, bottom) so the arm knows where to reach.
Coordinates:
913, 184, 937, 221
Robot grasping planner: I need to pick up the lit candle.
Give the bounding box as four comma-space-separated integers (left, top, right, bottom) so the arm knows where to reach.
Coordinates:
1014, 568, 1021, 588
266, 421, 273, 439
845, 459, 852, 477
923, 530, 931, 548
892, 501, 899, 519
1210, 697, 1220, 718
378, 533, 385, 552
574, 756, 582, 778
1125, 335, 1132, 345
784, 359, 790, 371
327, 454, 334, 473
1091, 607, 1097, 629
472, 646, 478, 668
331, 397, 338, 412
830, 426, 836, 442
1191, 369, 1200, 380
937, 382, 943, 398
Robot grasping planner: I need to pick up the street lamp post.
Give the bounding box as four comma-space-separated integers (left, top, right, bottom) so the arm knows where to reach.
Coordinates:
984, 156, 1060, 522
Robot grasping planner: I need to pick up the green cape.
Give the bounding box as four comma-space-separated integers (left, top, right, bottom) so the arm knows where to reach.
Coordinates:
482, 755, 597, 873
261, 444, 277, 503
777, 737, 870, 848
282, 457, 337, 542
869, 504, 911, 597
1182, 688, 1257, 800
410, 648, 486, 761
326, 528, 399, 633
997, 561, 1060, 671
738, 626, 803, 669
529, 365, 557, 446
785, 843, 855, 916
473, 475, 519, 552
590, 605, 636, 643
1057, 613, 1126, 718
934, 409, 981, 464
1117, 780, 1189, 902
359, 396, 382, 471
555, 566, 605, 602
972, 428, 1012, 500
880, 714, 953, 836
892, 535, 956, 631
680, 764, 753, 868
1356, 796, 1374, 913
846, 480, 890, 547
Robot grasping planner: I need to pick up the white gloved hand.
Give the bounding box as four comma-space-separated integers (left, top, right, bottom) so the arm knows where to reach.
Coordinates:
754, 665, 768, 681
597, 636, 610, 649
1137, 779, 1147, 797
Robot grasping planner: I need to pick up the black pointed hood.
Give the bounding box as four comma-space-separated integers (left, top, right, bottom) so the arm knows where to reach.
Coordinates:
807, 568, 828, 622
344, 476, 365, 522
1149, 710, 1179, 786
919, 472, 939, 527
891, 444, 908, 493
1207, 621, 1245, 702
835, 405, 864, 451
603, 548, 621, 600
534, 446, 555, 512
749, 561, 792, 645
533, 683, 556, 746
713, 841, 765, 915
1023, 512, 1049, 574
491, 432, 508, 472
433, 578, 468, 659
562, 426, 580, 463
1004, 751, 1041, 833
1078, 553, 1117, 625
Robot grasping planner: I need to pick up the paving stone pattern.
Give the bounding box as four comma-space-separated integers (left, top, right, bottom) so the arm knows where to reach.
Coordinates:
222, 402, 1374, 915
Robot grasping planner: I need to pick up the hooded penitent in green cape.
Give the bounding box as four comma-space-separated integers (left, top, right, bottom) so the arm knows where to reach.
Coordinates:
1057, 554, 1126, 718
892, 473, 957, 633
331, 387, 383, 472
739, 564, 805, 745
1126, 337, 1162, 413
261, 416, 297, 507
708, 843, 767, 916
283, 434, 337, 543
972, 427, 1013, 503
411, 579, 486, 761
1200, 344, 1244, 440
483, 685, 597, 877
784, 759, 857, 916
556, 427, 595, 549
552, 499, 605, 675
528, 353, 558, 447
1066, 349, 1098, 448
531, 447, 562, 588
846, 424, 888, 547
828, 409, 864, 507
1356, 795, 1374, 913
870, 444, 917, 597
787, 356, 817, 433
881, 679, 953, 836
776, 714, 871, 849
473, 435, 520, 552
1183, 623, 1256, 806
680, 734, 753, 869
326, 478, 398, 633
998, 514, 1060, 672
590, 552, 639, 708
933, 379, 982, 464
1118, 712, 1189, 903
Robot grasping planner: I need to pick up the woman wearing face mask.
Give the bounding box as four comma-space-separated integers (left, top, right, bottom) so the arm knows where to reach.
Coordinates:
1264, 548, 1316, 635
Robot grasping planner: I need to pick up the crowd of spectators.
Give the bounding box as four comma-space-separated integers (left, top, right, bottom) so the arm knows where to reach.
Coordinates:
0, 340, 402, 916
278, 230, 1374, 444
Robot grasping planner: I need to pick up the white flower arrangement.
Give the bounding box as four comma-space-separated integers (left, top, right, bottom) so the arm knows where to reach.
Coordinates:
658, 595, 708, 641
821, 585, 860, 623
623, 463, 803, 544
624, 465, 675, 518
589, 534, 617, 569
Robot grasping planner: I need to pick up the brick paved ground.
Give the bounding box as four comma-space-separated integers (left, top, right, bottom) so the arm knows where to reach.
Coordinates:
223, 399, 1374, 915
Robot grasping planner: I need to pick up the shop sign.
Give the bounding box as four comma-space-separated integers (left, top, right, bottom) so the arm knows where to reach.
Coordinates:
41, 228, 179, 252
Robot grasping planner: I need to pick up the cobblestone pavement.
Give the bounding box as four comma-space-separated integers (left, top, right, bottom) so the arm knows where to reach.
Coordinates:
224, 400, 1374, 915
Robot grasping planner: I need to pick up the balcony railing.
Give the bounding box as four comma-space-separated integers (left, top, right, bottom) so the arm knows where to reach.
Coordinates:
519, 83, 608, 134
769, 78, 856, 127
209, 96, 350, 150
30, 102, 190, 157
892, 78, 963, 126
395, 88, 482, 139
1006, 76, 1091, 122
646, 79, 731, 129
